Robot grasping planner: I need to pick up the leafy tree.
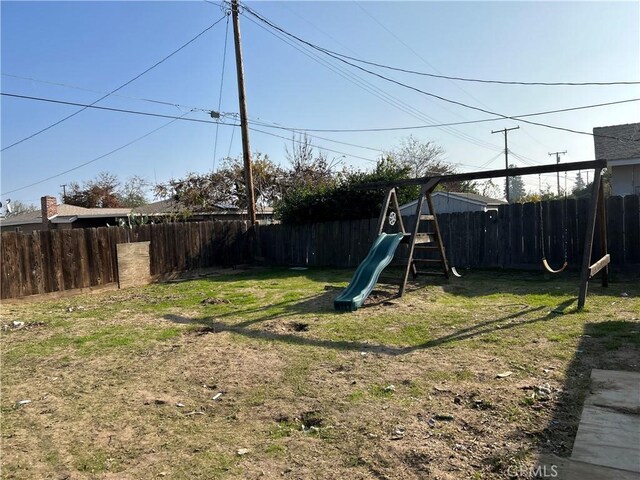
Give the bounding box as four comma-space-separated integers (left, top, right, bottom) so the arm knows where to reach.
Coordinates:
284, 134, 336, 190
154, 153, 284, 212
574, 172, 586, 193
570, 170, 611, 199
477, 179, 503, 200
505, 164, 526, 203
4, 200, 37, 216
385, 135, 476, 193
274, 156, 419, 224
386, 135, 445, 178
63, 172, 151, 208
65, 172, 122, 208
119, 175, 150, 208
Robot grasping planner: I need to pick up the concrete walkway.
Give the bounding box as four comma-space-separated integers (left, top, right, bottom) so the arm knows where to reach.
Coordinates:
567, 369, 640, 479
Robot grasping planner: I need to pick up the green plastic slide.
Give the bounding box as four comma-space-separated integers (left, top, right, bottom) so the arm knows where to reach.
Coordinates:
334, 232, 405, 312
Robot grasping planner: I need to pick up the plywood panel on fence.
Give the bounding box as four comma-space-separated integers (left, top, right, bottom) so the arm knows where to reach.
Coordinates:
116, 241, 152, 289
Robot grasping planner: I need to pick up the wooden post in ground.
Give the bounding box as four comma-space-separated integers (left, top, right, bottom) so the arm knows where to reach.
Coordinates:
597, 179, 609, 288
578, 168, 603, 310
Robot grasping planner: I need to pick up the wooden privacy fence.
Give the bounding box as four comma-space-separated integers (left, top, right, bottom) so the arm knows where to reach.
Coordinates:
1, 196, 638, 299
1, 221, 255, 299
259, 195, 640, 271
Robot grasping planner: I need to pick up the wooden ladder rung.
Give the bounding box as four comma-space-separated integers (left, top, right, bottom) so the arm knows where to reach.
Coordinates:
414, 245, 439, 250
415, 270, 447, 276
413, 258, 443, 264
419, 214, 435, 221
413, 233, 435, 244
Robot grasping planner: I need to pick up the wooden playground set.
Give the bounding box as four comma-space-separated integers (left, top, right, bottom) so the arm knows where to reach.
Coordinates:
335, 159, 610, 311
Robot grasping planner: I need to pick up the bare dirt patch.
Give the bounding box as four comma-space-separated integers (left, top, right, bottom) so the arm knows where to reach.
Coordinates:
1, 269, 638, 479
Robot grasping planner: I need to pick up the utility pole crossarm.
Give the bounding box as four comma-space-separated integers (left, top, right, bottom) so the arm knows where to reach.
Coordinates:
549, 150, 567, 195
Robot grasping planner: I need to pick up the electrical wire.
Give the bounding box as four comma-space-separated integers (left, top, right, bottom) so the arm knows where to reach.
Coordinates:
1, 73, 212, 113
1, 110, 197, 196
243, 4, 640, 142
213, 16, 230, 170
0, 93, 234, 125
1, 15, 227, 153
240, 98, 640, 133
281, 3, 640, 87
6, 92, 637, 137
242, 13, 504, 153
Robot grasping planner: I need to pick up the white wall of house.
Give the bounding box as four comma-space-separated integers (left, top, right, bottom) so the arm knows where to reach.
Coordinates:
609, 161, 640, 196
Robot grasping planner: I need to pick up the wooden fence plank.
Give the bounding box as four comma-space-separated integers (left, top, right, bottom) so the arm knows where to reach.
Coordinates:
606, 196, 625, 267
624, 195, 639, 265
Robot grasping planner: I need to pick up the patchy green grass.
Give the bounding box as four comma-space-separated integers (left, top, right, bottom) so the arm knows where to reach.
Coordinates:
1, 267, 638, 479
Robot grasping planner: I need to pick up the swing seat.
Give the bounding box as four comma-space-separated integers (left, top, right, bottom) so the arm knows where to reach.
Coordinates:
450, 267, 462, 278
542, 257, 568, 274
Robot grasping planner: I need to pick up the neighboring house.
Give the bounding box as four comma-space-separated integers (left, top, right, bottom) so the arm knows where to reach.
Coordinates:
0, 196, 130, 233
399, 191, 507, 216
133, 199, 275, 224
593, 122, 640, 196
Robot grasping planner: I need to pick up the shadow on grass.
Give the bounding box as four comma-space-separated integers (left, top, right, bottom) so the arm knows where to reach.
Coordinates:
163, 296, 578, 356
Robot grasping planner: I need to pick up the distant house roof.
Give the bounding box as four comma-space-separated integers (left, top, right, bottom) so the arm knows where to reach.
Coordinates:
593, 123, 640, 162
133, 199, 273, 216
400, 191, 507, 211
0, 203, 131, 227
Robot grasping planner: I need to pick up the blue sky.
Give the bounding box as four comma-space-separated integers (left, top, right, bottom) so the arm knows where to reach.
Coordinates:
2, 1, 639, 206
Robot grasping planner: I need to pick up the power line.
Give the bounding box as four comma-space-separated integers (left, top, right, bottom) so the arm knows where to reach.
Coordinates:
213, 16, 231, 170
242, 12, 504, 153
243, 5, 640, 142
8, 92, 640, 169
1, 110, 196, 196
238, 98, 640, 134
2, 73, 212, 113
0, 93, 233, 125
1, 15, 227, 153
283, 4, 640, 87
7, 92, 637, 137
1, 92, 383, 155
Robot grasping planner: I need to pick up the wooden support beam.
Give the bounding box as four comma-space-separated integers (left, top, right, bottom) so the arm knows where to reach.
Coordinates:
355, 160, 607, 190
399, 184, 428, 296
589, 254, 610, 278
390, 188, 406, 235
597, 179, 609, 288
578, 168, 603, 310
376, 188, 394, 236
425, 192, 450, 279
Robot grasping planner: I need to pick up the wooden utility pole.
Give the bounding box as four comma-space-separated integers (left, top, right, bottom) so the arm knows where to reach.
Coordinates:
491, 126, 519, 203
231, 0, 257, 224
549, 151, 567, 195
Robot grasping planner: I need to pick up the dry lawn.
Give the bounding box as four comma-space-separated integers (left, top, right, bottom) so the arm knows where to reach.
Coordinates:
1, 267, 639, 479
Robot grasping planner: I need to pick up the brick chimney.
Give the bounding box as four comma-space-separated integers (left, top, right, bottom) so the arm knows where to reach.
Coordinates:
41, 196, 58, 230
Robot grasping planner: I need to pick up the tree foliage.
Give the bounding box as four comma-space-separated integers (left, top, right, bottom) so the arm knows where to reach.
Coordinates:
505, 164, 526, 203
4, 200, 38, 216
63, 172, 150, 208
274, 156, 419, 224
154, 153, 285, 212
385, 135, 476, 193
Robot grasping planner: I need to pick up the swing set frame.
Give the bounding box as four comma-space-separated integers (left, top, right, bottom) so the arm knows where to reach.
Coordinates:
363, 159, 609, 310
